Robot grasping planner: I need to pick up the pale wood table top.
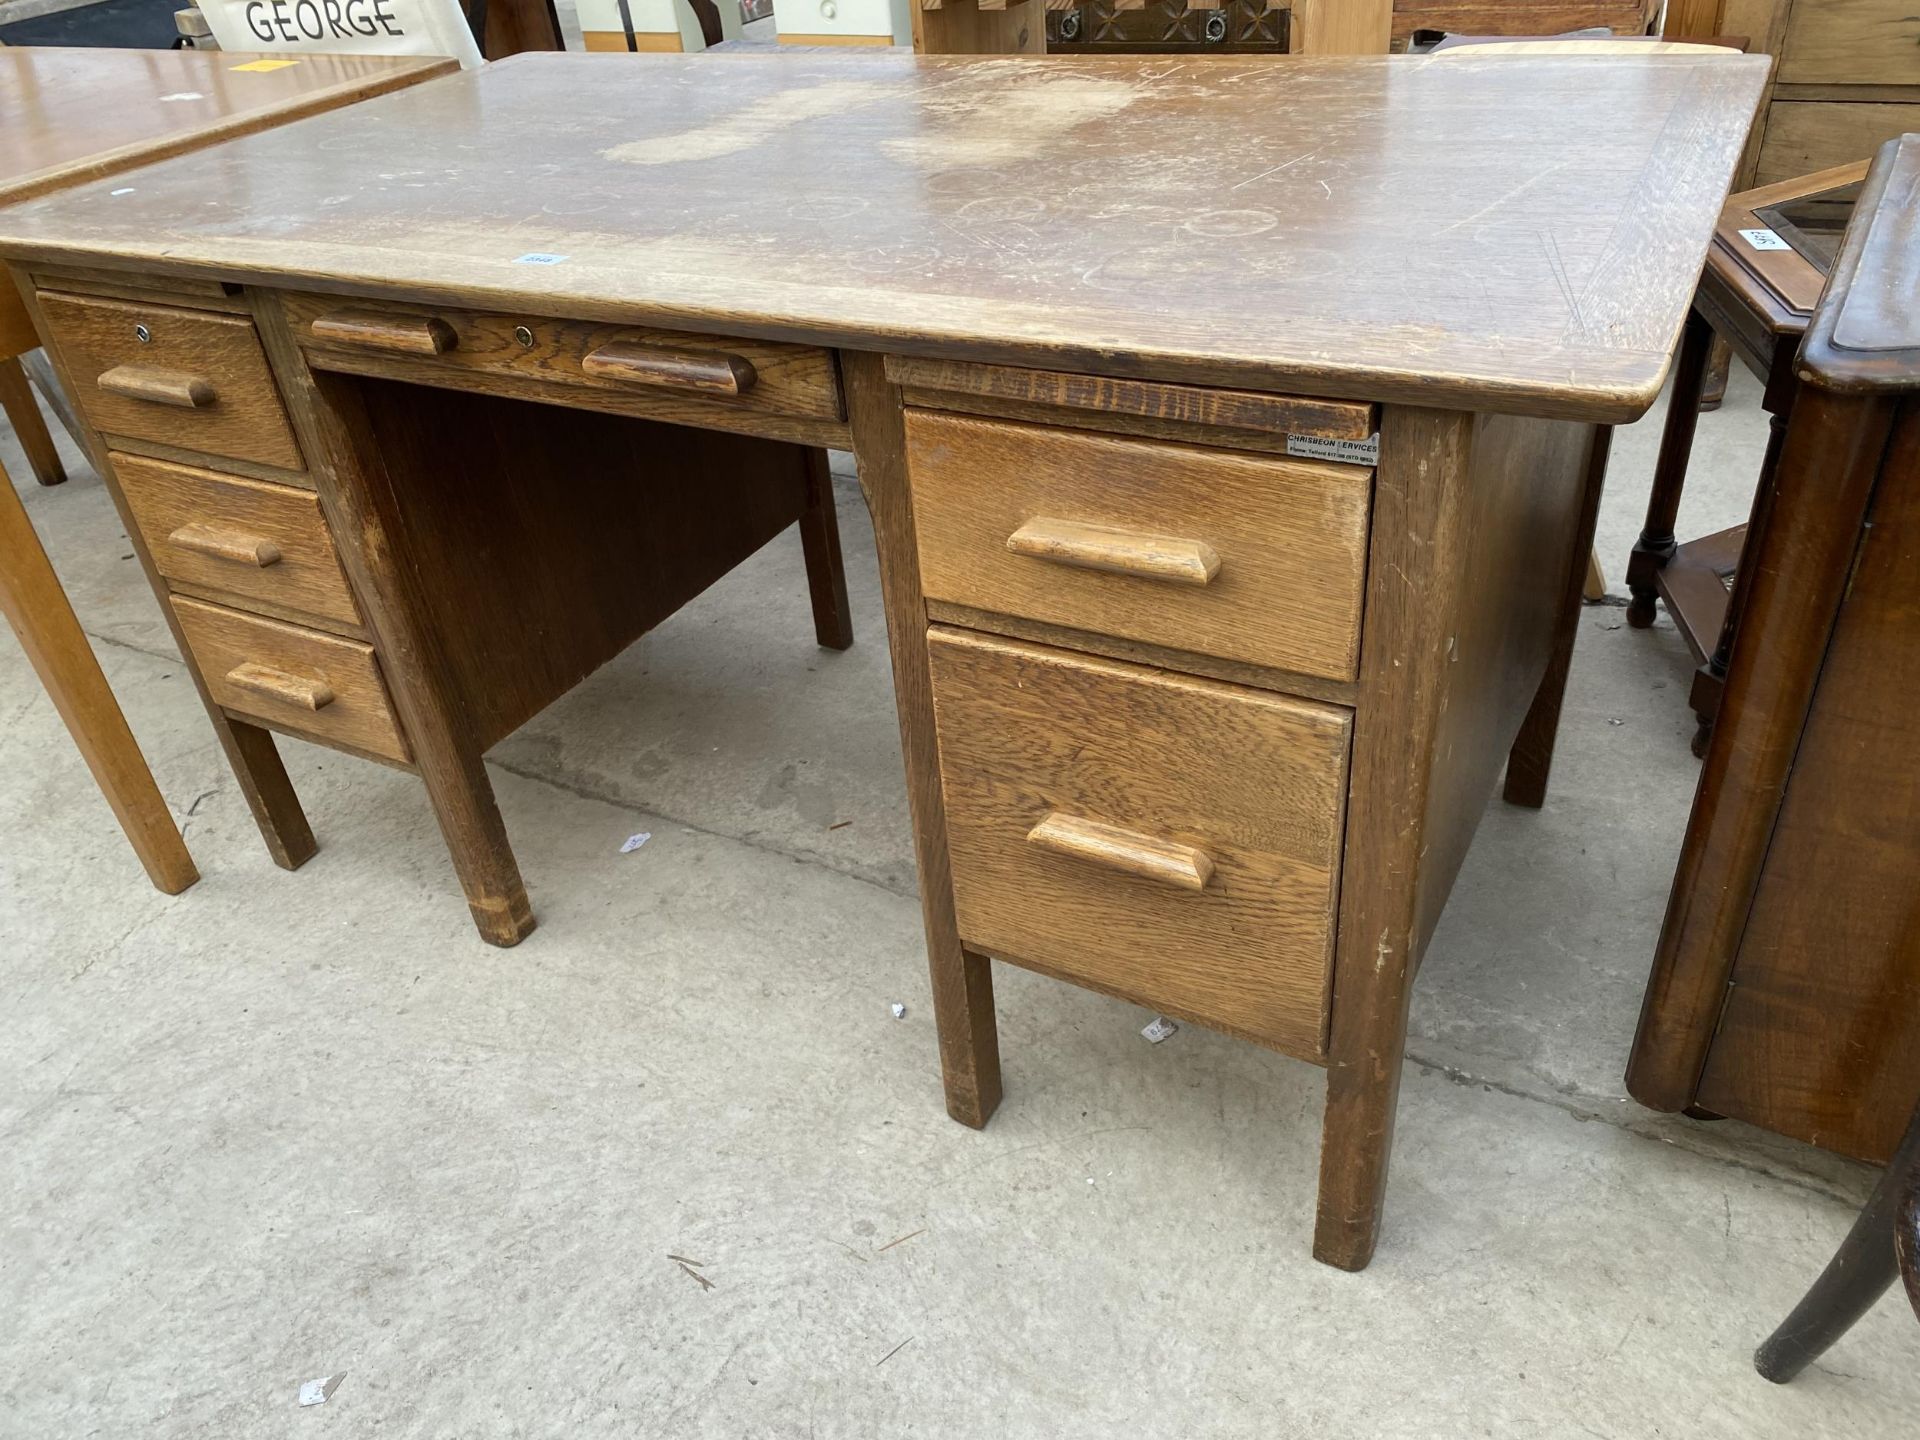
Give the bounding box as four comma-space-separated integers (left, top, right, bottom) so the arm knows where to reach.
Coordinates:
0, 47, 457, 207
0, 51, 1770, 421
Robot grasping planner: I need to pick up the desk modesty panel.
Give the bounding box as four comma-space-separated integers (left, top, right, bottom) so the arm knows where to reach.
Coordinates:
0, 52, 1769, 1271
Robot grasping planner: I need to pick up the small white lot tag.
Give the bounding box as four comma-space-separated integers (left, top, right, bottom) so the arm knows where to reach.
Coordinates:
1141, 1016, 1178, 1044
1287, 433, 1380, 466
1739, 228, 1790, 252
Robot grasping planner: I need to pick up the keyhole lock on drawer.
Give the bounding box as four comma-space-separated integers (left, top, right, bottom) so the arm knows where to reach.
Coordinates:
1203, 12, 1227, 41
514, 325, 534, 347
134, 324, 151, 343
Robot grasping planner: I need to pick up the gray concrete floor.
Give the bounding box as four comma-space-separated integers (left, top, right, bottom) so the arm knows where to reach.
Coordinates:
4, 354, 1918, 1436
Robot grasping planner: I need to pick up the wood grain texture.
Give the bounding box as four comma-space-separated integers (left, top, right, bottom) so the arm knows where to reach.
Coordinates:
172, 596, 409, 764
1391, 0, 1656, 43
1314, 404, 1474, 1272
1626, 392, 1892, 1113
291, 294, 844, 421
36, 292, 302, 470
843, 349, 1003, 1128
929, 627, 1349, 1060
1292, 0, 1390, 51
0, 52, 1767, 422
0, 49, 455, 209
0, 354, 64, 487
884, 356, 1376, 439
113, 452, 362, 630
1778, 0, 1920, 87
1754, 101, 1919, 187
0, 459, 197, 894
1694, 400, 1920, 1162
906, 411, 1370, 681
10, 268, 318, 874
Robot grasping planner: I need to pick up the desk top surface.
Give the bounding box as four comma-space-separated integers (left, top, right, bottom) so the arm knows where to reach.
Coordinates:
0, 47, 456, 207
0, 51, 1769, 420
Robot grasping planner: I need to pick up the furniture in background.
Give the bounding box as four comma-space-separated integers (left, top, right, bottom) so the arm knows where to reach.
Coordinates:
1757, 1098, 1920, 1382
1625, 160, 1862, 754
1391, 0, 1655, 49
0, 50, 1765, 1268
0, 46, 455, 895
462, 0, 566, 55
913, 0, 1387, 56
775, 0, 901, 45
1629, 136, 1920, 1185
578, 0, 731, 51
1666, 0, 1920, 186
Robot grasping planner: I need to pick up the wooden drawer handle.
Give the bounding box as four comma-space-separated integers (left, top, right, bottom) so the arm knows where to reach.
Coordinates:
1027, 812, 1214, 892
167, 523, 282, 568
97, 364, 215, 409
580, 340, 758, 397
226, 661, 334, 711
309, 310, 458, 356
1007, 518, 1221, 587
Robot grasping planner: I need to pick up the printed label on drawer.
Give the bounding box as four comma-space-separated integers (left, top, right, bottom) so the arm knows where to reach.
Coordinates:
1287, 432, 1379, 466
1739, 228, 1790, 252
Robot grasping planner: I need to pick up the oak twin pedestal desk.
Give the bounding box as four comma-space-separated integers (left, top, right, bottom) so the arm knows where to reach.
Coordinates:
0, 52, 1767, 1268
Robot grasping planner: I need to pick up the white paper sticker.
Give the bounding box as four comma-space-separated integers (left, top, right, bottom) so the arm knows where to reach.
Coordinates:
1141, 1016, 1178, 1044
1739, 228, 1790, 252
620, 832, 652, 854
1287, 433, 1380, 467
298, 1374, 345, 1407
513, 252, 570, 266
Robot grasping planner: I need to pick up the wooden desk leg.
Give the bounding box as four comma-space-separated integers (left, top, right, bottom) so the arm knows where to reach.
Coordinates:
1505, 424, 1610, 808
844, 350, 1001, 1128
798, 447, 854, 652
0, 354, 66, 488
0, 460, 196, 892
1627, 308, 1713, 628
1315, 407, 1474, 1271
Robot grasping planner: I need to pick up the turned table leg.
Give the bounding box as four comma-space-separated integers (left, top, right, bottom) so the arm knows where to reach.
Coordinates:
797, 446, 854, 652
1628, 307, 1713, 628
0, 459, 196, 892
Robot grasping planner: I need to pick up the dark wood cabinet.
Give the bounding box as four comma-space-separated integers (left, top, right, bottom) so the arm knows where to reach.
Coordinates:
1628, 135, 1920, 1167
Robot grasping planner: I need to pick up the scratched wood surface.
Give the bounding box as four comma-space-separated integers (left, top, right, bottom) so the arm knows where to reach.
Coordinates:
0, 49, 456, 207
0, 52, 1767, 419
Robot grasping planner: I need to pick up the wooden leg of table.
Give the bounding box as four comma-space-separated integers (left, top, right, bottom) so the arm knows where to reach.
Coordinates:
1582, 549, 1607, 603
0, 462, 196, 892
1315, 407, 1476, 1272
0, 354, 66, 488
1627, 308, 1713, 628
797, 446, 854, 652
222, 719, 318, 871
18, 350, 93, 471
1505, 425, 1611, 808
418, 730, 535, 946
844, 350, 1002, 1128
1755, 1101, 1920, 1382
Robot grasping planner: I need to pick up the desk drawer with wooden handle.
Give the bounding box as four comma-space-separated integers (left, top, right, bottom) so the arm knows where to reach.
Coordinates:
35, 291, 303, 470
114, 453, 361, 629
288, 295, 843, 423
927, 627, 1349, 1059
907, 411, 1371, 684
172, 596, 409, 763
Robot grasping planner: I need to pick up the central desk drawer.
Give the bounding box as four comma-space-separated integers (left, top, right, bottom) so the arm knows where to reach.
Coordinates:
288, 296, 843, 423
115, 453, 360, 629
36, 291, 302, 470
173, 596, 409, 763
928, 627, 1349, 1058
906, 411, 1370, 682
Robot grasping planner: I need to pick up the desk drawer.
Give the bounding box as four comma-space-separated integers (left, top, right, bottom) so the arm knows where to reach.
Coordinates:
928, 627, 1348, 1058
290, 296, 843, 423
115, 453, 360, 629
36, 292, 302, 471
1779, 0, 1920, 86
907, 411, 1369, 682
173, 596, 408, 763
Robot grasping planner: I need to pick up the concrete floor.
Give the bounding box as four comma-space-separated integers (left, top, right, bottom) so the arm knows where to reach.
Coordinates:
4, 350, 1918, 1435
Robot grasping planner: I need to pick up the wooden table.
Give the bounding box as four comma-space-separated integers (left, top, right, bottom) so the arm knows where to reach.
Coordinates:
1629, 134, 1920, 1176
0, 46, 454, 894
0, 50, 1766, 1266
1626, 160, 1863, 754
